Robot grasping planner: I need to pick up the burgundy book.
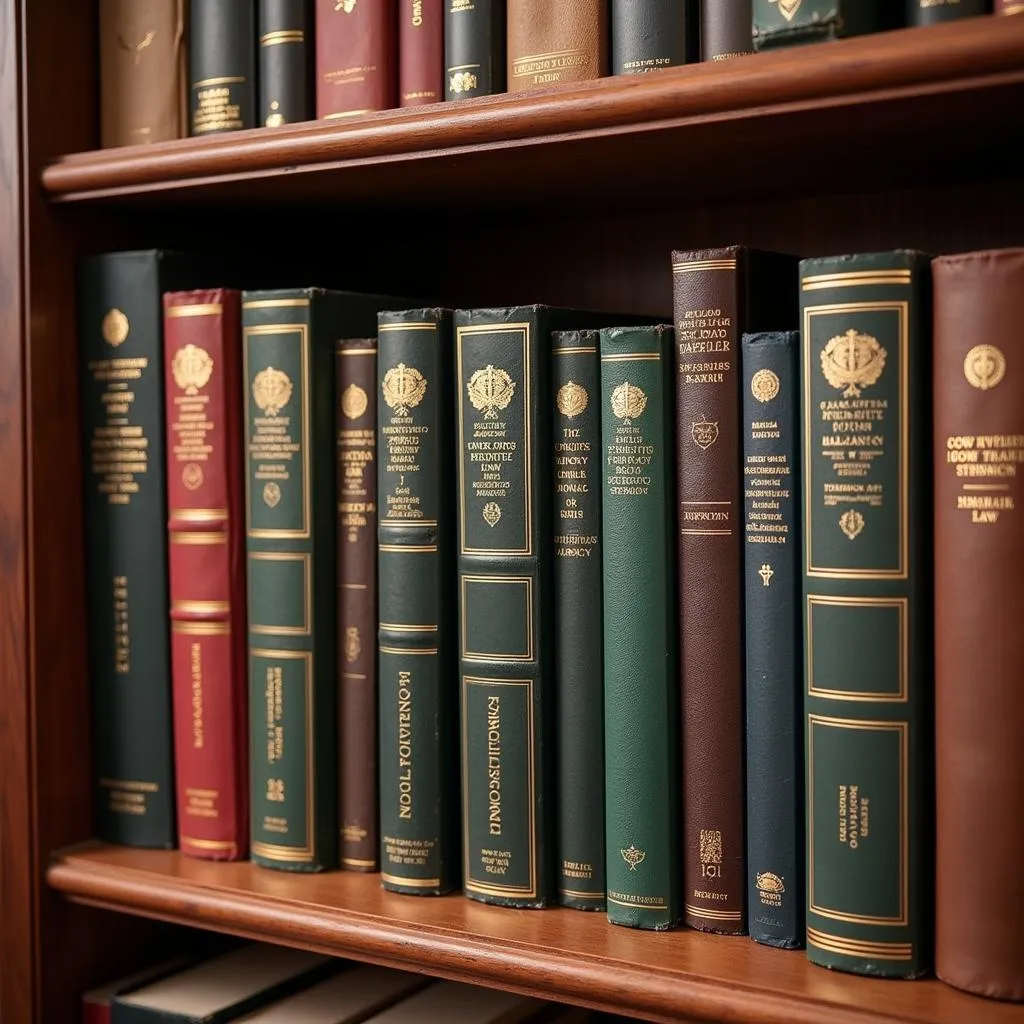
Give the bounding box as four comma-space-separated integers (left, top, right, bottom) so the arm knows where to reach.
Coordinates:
315, 0, 397, 118
399, 0, 443, 106
164, 290, 249, 861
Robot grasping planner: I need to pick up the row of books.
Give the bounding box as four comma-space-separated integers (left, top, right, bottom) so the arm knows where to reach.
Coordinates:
99, 0, 1011, 148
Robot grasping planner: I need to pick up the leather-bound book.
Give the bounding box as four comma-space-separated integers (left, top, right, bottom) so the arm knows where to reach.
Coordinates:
701, 0, 753, 60
99, 0, 186, 147
800, 251, 932, 977
400, 0, 443, 106
507, 0, 608, 92
753, 0, 887, 49
189, 0, 257, 134
933, 248, 1024, 1002
315, 0, 397, 118
600, 325, 680, 930
259, 0, 313, 126
671, 247, 798, 934
336, 337, 379, 871
612, 0, 691, 74
908, 0, 989, 23
163, 290, 249, 861
445, 0, 506, 100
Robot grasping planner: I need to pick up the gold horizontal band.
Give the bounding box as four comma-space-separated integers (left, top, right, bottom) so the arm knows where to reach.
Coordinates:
170, 507, 228, 524
171, 599, 230, 614
172, 621, 230, 635
261, 30, 304, 45
381, 873, 441, 888
672, 260, 737, 273
170, 531, 226, 545
166, 303, 222, 318
242, 298, 310, 309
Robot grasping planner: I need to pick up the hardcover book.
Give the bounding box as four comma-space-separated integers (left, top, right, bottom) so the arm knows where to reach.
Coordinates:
507, 0, 608, 92
753, 0, 887, 49
444, 0, 506, 99
400, 0, 444, 105
189, 0, 256, 133
701, 0, 753, 60
611, 0, 690, 73
259, 0, 313, 126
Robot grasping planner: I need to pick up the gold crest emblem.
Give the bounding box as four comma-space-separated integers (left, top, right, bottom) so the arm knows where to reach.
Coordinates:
171, 343, 214, 395
102, 308, 130, 346
382, 362, 427, 416
758, 563, 774, 587
341, 382, 369, 420
620, 845, 646, 871
750, 368, 780, 403
756, 871, 786, 894
610, 381, 646, 424
345, 626, 361, 662
449, 71, 478, 93
252, 367, 293, 416
182, 463, 204, 490
963, 344, 1006, 390
839, 508, 865, 540
770, 0, 802, 19
265, 100, 284, 128
467, 364, 516, 419
556, 381, 588, 418
335, 0, 356, 10
691, 417, 719, 450
482, 501, 502, 527
821, 329, 886, 398
263, 482, 281, 508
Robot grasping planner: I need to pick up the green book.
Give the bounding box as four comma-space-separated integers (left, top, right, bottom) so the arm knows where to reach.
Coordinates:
600, 324, 680, 930
800, 251, 932, 977
752, 0, 889, 49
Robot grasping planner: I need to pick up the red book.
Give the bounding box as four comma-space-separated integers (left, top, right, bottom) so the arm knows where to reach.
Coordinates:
163, 289, 248, 860
315, 0, 397, 118
399, 0, 443, 106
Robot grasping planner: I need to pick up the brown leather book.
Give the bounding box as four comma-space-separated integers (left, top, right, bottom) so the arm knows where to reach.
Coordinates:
99, 0, 185, 147
336, 338, 380, 870
507, 0, 608, 93
399, 0, 444, 106
316, 0, 397, 118
933, 248, 1024, 1002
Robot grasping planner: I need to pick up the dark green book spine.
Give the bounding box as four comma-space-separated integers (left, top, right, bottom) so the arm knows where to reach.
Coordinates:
552, 330, 605, 910
752, 0, 887, 49
600, 325, 680, 930
908, 0, 989, 22
78, 249, 196, 848
800, 251, 932, 977
377, 309, 459, 895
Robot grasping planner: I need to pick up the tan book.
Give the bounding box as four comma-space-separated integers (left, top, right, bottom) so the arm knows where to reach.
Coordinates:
507, 0, 607, 93
362, 980, 548, 1024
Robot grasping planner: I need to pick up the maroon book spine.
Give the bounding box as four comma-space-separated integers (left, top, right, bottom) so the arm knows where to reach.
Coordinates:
399, 0, 444, 106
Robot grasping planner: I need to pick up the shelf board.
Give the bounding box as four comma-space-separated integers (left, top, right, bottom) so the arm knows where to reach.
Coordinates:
40, 19, 1024, 210
48, 843, 1024, 1024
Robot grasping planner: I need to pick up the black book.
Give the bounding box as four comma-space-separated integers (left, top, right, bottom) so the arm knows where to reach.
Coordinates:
611, 0, 692, 74
445, 0, 507, 100
259, 0, 312, 126
190, 0, 257, 135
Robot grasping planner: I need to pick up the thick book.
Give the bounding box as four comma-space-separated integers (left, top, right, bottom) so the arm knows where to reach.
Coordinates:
360, 982, 546, 1024
99, 0, 186, 147
507, 0, 608, 92
400, 0, 443, 106
78, 249, 202, 848
189, 0, 256, 134
908, 0, 989, 22
671, 246, 798, 935
315, 0, 397, 118
701, 0, 753, 60
377, 309, 459, 896
552, 330, 605, 910
741, 331, 804, 949
753, 0, 887, 49
445, 0, 506, 99
611, 0, 690, 74
83, 958, 193, 1024
164, 290, 249, 861
336, 337, 380, 871
933, 248, 1024, 1002
800, 250, 932, 978
259, 0, 313, 126
600, 324, 680, 931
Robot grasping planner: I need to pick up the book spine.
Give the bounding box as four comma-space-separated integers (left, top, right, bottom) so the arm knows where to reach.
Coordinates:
507, 0, 608, 92
455, 307, 552, 908
77, 251, 182, 848
701, 0, 752, 60
933, 248, 1024, 1002
908, 0, 989, 22
753, 0, 884, 49
377, 309, 459, 895
611, 0, 689, 74
445, 0, 506, 99
189, 0, 257, 134
259, 0, 312, 126
315, 0, 397, 118
600, 324, 680, 930
99, 0, 186, 147
243, 291, 338, 872
164, 290, 249, 861
337, 339, 380, 871
400, 0, 444, 106
551, 330, 605, 910
800, 251, 931, 977
741, 330, 803, 948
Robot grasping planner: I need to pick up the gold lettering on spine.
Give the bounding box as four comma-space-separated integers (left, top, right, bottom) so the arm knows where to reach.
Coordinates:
945, 433, 1024, 524
398, 670, 413, 820
487, 695, 501, 836
265, 666, 284, 764
190, 642, 204, 748
89, 355, 150, 504
113, 576, 130, 674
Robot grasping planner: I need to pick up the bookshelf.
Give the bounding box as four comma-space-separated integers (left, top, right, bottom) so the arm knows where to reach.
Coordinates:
2, 5, 1023, 1022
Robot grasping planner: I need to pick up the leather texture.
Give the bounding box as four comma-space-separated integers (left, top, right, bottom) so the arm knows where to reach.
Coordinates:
800, 251, 932, 977
741, 331, 803, 947
445, 0, 506, 100
701, 0, 753, 60
753, 0, 885, 50
611, 0, 690, 74
400, 0, 444, 105
507, 0, 608, 92
259, 0, 313, 126
188, 0, 256, 133
933, 249, 1024, 1001
600, 324, 680, 930
164, 289, 249, 861
672, 246, 798, 935
99, 0, 185, 147
315, 0, 397, 117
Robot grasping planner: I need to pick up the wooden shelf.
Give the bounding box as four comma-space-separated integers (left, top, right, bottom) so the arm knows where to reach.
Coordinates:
48, 843, 1024, 1024
39, 19, 1024, 210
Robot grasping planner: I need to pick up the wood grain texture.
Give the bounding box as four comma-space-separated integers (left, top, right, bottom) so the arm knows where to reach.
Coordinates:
47, 843, 1024, 1024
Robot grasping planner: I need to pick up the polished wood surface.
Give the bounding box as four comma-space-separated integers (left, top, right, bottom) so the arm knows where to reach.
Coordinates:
48, 844, 1024, 1024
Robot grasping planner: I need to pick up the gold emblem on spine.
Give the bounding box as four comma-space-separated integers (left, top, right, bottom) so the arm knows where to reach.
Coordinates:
750, 368, 781, 403
963, 344, 1006, 390
117, 30, 156, 65
610, 381, 647, 424
620, 845, 646, 871
700, 829, 723, 865
449, 71, 478, 93
345, 626, 361, 662
182, 463, 204, 490
839, 508, 865, 540
691, 417, 719, 450
265, 100, 284, 128
756, 871, 785, 894
102, 308, 130, 346
335, 0, 356, 11
382, 362, 427, 417
341, 382, 369, 420
758, 563, 774, 587
557, 380, 588, 418
252, 367, 293, 416
821, 329, 886, 397
769, 0, 802, 20
172, 343, 214, 395
482, 501, 501, 527
467, 364, 516, 419
263, 482, 281, 508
